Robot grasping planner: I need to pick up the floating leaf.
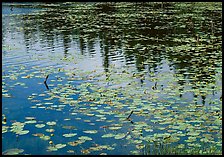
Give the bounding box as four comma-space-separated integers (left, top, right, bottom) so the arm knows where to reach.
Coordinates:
12, 122, 24, 126
55, 143, 66, 149
35, 124, 45, 128
114, 133, 126, 139
17, 130, 29, 135
47, 146, 58, 152
78, 136, 92, 141
81, 149, 90, 154
2, 126, 9, 133
108, 126, 122, 130
68, 139, 86, 146
46, 121, 56, 126
62, 126, 76, 130
63, 133, 77, 138
133, 140, 142, 144
25, 120, 37, 124
83, 130, 98, 134
2, 148, 24, 155
102, 133, 114, 138
25, 117, 36, 120
32, 133, 44, 137
46, 129, 55, 133
40, 135, 50, 141
136, 144, 144, 150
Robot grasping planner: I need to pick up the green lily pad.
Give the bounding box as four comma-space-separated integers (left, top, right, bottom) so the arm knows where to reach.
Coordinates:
55, 143, 66, 149
12, 122, 24, 126
68, 139, 86, 146
46, 121, 56, 126
17, 130, 29, 135
102, 133, 115, 138
40, 135, 51, 141
114, 133, 126, 139
25, 120, 37, 124
78, 136, 92, 141
2, 148, 24, 155
63, 133, 77, 138
47, 146, 58, 152
2, 126, 9, 133
46, 129, 55, 132
108, 126, 122, 130
83, 130, 98, 134
35, 124, 45, 128
25, 117, 36, 120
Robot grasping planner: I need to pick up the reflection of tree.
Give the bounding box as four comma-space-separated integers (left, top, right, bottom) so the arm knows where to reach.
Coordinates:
22, 19, 39, 52
167, 45, 220, 105
62, 32, 72, 58
18, 3, 170, 71
16, 2, 221, 87
99, 32, 110, 72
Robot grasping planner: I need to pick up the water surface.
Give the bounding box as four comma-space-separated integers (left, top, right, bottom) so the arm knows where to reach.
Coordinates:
2, 2, 222, 155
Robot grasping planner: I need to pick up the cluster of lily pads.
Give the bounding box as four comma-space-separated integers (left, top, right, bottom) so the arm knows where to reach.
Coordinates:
2, 58, 221, 155
2, 2, 222, 155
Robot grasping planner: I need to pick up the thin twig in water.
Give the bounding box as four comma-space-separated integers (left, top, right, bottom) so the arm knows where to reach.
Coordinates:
44, 75, 49, 90
44, 74, 49, 84
127, 110, 134, 119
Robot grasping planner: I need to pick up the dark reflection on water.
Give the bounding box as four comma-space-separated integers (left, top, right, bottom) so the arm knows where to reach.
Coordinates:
2, 2, 222, 101
2, 2, 222, 97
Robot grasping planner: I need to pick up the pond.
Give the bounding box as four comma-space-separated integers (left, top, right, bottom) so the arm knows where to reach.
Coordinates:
2, 2, 222, 155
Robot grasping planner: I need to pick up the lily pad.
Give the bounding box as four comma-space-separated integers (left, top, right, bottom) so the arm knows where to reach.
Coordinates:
2, 148, 24, 155
35, 124, 45, 128
114, 133, 126, 139
78, 136, 92, 141
46, 121, 56, 126
108, 126, 122, 130
46, 129, 55, 132
40, 135, 51, 141
2, 126, 9, 133
83, 130, 98, 134
63, 133, 77, 138
47, 146, 58, 152
102, 133, 115, 138
25, 120, 37, 124
68, 139, 86, 146
55, 143, 66, 149
17, 130, 29, 135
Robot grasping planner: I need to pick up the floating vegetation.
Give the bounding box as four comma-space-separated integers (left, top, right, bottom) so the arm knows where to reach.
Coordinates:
40, 135, 51, 141
78, 136, 93, 141
143, 141, 222, 155
35, 124, 45, 128
47, 143, 67, 151
2, 2, 222, 155
2, 148, 24, 155
62, 133, 77, 138
46, 121, 57, 126
9, 122, 30, 135
83, 130, 98, 134
2, 126, 9, 134
114, 133, 126, 140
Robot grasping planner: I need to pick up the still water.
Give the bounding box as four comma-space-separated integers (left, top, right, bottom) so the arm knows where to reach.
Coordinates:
2, 2, 222, 155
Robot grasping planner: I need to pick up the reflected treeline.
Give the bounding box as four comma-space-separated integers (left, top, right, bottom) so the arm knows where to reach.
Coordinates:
5, 2, 221, 89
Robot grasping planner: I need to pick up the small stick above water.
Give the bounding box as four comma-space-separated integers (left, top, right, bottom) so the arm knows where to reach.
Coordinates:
127, 110, 134, 119
44, 75, 49, 84
44, 75, 49, 90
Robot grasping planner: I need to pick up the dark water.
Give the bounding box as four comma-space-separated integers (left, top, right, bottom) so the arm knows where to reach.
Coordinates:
2, 2, 222, 155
